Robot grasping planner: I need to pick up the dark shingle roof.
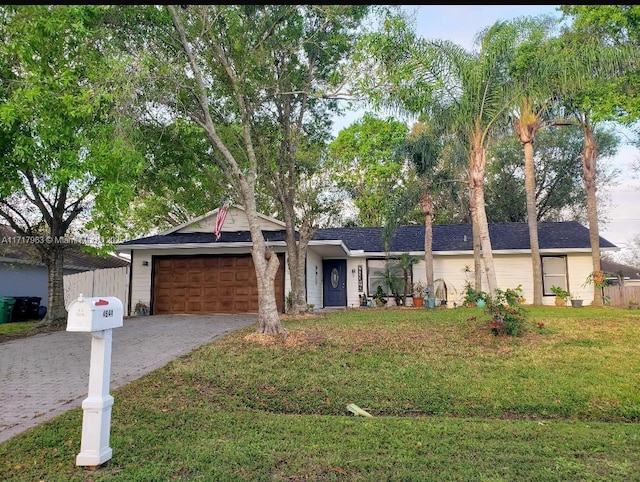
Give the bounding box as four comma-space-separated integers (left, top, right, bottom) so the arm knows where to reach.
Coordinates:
120, 221, 616, 253
119, 230, 290, 246
313, 221, 616, 252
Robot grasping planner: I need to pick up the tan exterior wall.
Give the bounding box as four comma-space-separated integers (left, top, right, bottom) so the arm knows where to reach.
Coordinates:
177, 207, 284, 233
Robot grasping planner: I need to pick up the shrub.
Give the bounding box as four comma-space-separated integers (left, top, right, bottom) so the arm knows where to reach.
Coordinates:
485, 285, 527, 336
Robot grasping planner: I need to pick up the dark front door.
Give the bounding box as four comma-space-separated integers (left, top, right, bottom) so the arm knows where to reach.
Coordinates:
323, 260, 347, 307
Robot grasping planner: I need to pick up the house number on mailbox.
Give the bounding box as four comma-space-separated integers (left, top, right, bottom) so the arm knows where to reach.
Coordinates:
102, 310, 114, 318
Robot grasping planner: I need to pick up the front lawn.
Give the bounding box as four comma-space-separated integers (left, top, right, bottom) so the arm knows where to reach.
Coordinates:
1, 306, 639, 481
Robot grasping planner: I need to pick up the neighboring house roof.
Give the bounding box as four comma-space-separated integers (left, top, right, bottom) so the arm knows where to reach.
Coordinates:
601, 259, 640, 280
119, 220, 617, 255
0, 225, 130, 271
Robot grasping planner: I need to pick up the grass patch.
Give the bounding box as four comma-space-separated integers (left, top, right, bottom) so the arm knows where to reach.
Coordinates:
0, 320, 60, 343
1, 306, 640, 480
0, 321, 36, 335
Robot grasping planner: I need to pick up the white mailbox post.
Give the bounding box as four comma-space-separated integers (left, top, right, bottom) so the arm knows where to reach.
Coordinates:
67, 294, 123, 469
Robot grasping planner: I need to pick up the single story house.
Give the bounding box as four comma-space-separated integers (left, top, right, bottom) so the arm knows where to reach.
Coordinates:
116, 205, 618, 316
0, 225, 130, 308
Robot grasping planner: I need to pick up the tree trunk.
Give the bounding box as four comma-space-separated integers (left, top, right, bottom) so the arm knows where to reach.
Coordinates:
283, 212, 315, 315
469, 176, 482, 290
287, 238, 313, 315
38, 246, 67, 327
421, 190, 434, 297
519, 131, 543, 306
241, 190, 284, 335
582, 120, 603, 306
470, 146, 498, 296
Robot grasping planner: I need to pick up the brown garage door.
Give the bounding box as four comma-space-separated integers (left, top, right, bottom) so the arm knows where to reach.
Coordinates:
152, 254, 285, 315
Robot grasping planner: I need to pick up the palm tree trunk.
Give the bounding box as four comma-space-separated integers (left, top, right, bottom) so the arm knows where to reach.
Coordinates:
582, 121, 603, 306
468, 172, 482, 290
470, 147, 498, 296
421, 191, 434, 297
522, 139, 543, 305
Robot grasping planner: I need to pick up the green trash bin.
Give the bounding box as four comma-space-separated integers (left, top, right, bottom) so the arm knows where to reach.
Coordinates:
0, 297, 16, 324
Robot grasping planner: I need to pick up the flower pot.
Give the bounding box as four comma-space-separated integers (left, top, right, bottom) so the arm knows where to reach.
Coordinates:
426, 297, 436, 308
555, 296, 566, 307
413, 297, 424, 308
476, 299, 486, 308
571, 299, 583, 308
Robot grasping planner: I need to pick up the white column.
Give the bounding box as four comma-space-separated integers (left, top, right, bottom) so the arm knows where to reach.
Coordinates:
75, 329, 114, 468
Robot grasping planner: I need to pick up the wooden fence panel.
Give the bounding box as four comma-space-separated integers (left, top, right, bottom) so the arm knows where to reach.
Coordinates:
64, 266, 130, 311
603, 285, 640, 307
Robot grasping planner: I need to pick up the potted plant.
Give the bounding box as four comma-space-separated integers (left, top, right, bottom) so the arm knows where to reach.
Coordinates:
550, 286, 570, 307
134, 301, 150, 316
570, 293, 583, 308
372, 285, 388, 308
462, 282, 487, 308
475, 290, 489, 308
412, 280, 427, 307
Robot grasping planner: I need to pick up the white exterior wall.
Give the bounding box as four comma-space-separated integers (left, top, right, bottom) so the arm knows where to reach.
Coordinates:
129, 250, 153, 311
346, 258, 366, 308
305, 249, 323, 308
411, 255, 475, 307
566, 254, 596, 301
407, 252, 596, 307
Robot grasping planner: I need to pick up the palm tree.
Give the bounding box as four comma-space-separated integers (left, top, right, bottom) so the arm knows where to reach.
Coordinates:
547, 22, 638, 305
506, 15, 560, 305
383, 122, 459, 298
356, 13, 544, 296
417, 23, 526, 296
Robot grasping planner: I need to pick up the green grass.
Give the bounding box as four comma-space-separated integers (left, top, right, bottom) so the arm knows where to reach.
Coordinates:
2, 306, 640, 481
0, 320, 36, 335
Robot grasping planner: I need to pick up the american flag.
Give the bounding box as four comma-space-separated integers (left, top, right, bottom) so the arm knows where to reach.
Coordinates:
214, 200, 230, 241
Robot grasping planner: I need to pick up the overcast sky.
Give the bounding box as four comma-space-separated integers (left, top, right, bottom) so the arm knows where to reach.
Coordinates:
332, 5, 640, 255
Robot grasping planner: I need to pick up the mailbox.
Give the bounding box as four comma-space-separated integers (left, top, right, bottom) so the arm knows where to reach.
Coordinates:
67, 294, 123, 332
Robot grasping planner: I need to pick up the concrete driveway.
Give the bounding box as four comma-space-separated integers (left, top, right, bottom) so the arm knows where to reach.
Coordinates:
0, 314, 256, 444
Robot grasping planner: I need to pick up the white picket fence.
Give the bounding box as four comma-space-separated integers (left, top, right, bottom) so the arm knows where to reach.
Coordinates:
64, 266, 130, 314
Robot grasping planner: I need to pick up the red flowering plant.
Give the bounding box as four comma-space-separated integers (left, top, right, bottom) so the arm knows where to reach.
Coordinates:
485, 285, 527, 336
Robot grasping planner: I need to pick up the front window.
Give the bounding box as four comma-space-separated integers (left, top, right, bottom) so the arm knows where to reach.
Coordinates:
366, 258, 412, 296
367, 259, 387, 295
542, 256, 567, 295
